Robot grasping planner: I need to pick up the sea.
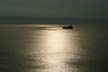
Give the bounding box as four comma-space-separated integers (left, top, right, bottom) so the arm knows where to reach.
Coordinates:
0, 24, 108, 72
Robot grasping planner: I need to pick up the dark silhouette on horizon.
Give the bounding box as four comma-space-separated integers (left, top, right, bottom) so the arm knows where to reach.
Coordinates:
62, 25, 73, 29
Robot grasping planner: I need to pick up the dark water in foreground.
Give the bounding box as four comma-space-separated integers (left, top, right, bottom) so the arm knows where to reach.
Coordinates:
0, 24, 108, 72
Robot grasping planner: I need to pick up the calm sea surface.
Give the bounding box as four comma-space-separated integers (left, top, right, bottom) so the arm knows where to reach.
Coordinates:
0, 24, 108, 72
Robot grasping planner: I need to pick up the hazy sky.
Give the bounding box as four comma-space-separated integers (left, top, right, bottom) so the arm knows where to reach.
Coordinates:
0, 0, 108, 18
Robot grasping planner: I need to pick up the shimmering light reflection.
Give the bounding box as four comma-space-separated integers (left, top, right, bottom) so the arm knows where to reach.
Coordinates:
27, 29, 81, 72
44, 30, 67, 53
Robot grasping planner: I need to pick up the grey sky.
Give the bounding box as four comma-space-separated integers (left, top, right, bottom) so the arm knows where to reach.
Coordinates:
0, 0, 108, 18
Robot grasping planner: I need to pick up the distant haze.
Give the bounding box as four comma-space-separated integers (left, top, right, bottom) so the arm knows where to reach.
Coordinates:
0, 0, 108, 18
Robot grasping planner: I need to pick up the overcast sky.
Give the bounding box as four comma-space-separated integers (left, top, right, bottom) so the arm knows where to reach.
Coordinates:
0, 0, 108, 18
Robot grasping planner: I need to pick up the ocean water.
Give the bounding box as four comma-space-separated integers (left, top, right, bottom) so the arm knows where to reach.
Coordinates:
0, 24, 108, 72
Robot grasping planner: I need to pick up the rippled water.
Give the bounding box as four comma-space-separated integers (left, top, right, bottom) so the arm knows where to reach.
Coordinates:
0, 24, 108, 72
